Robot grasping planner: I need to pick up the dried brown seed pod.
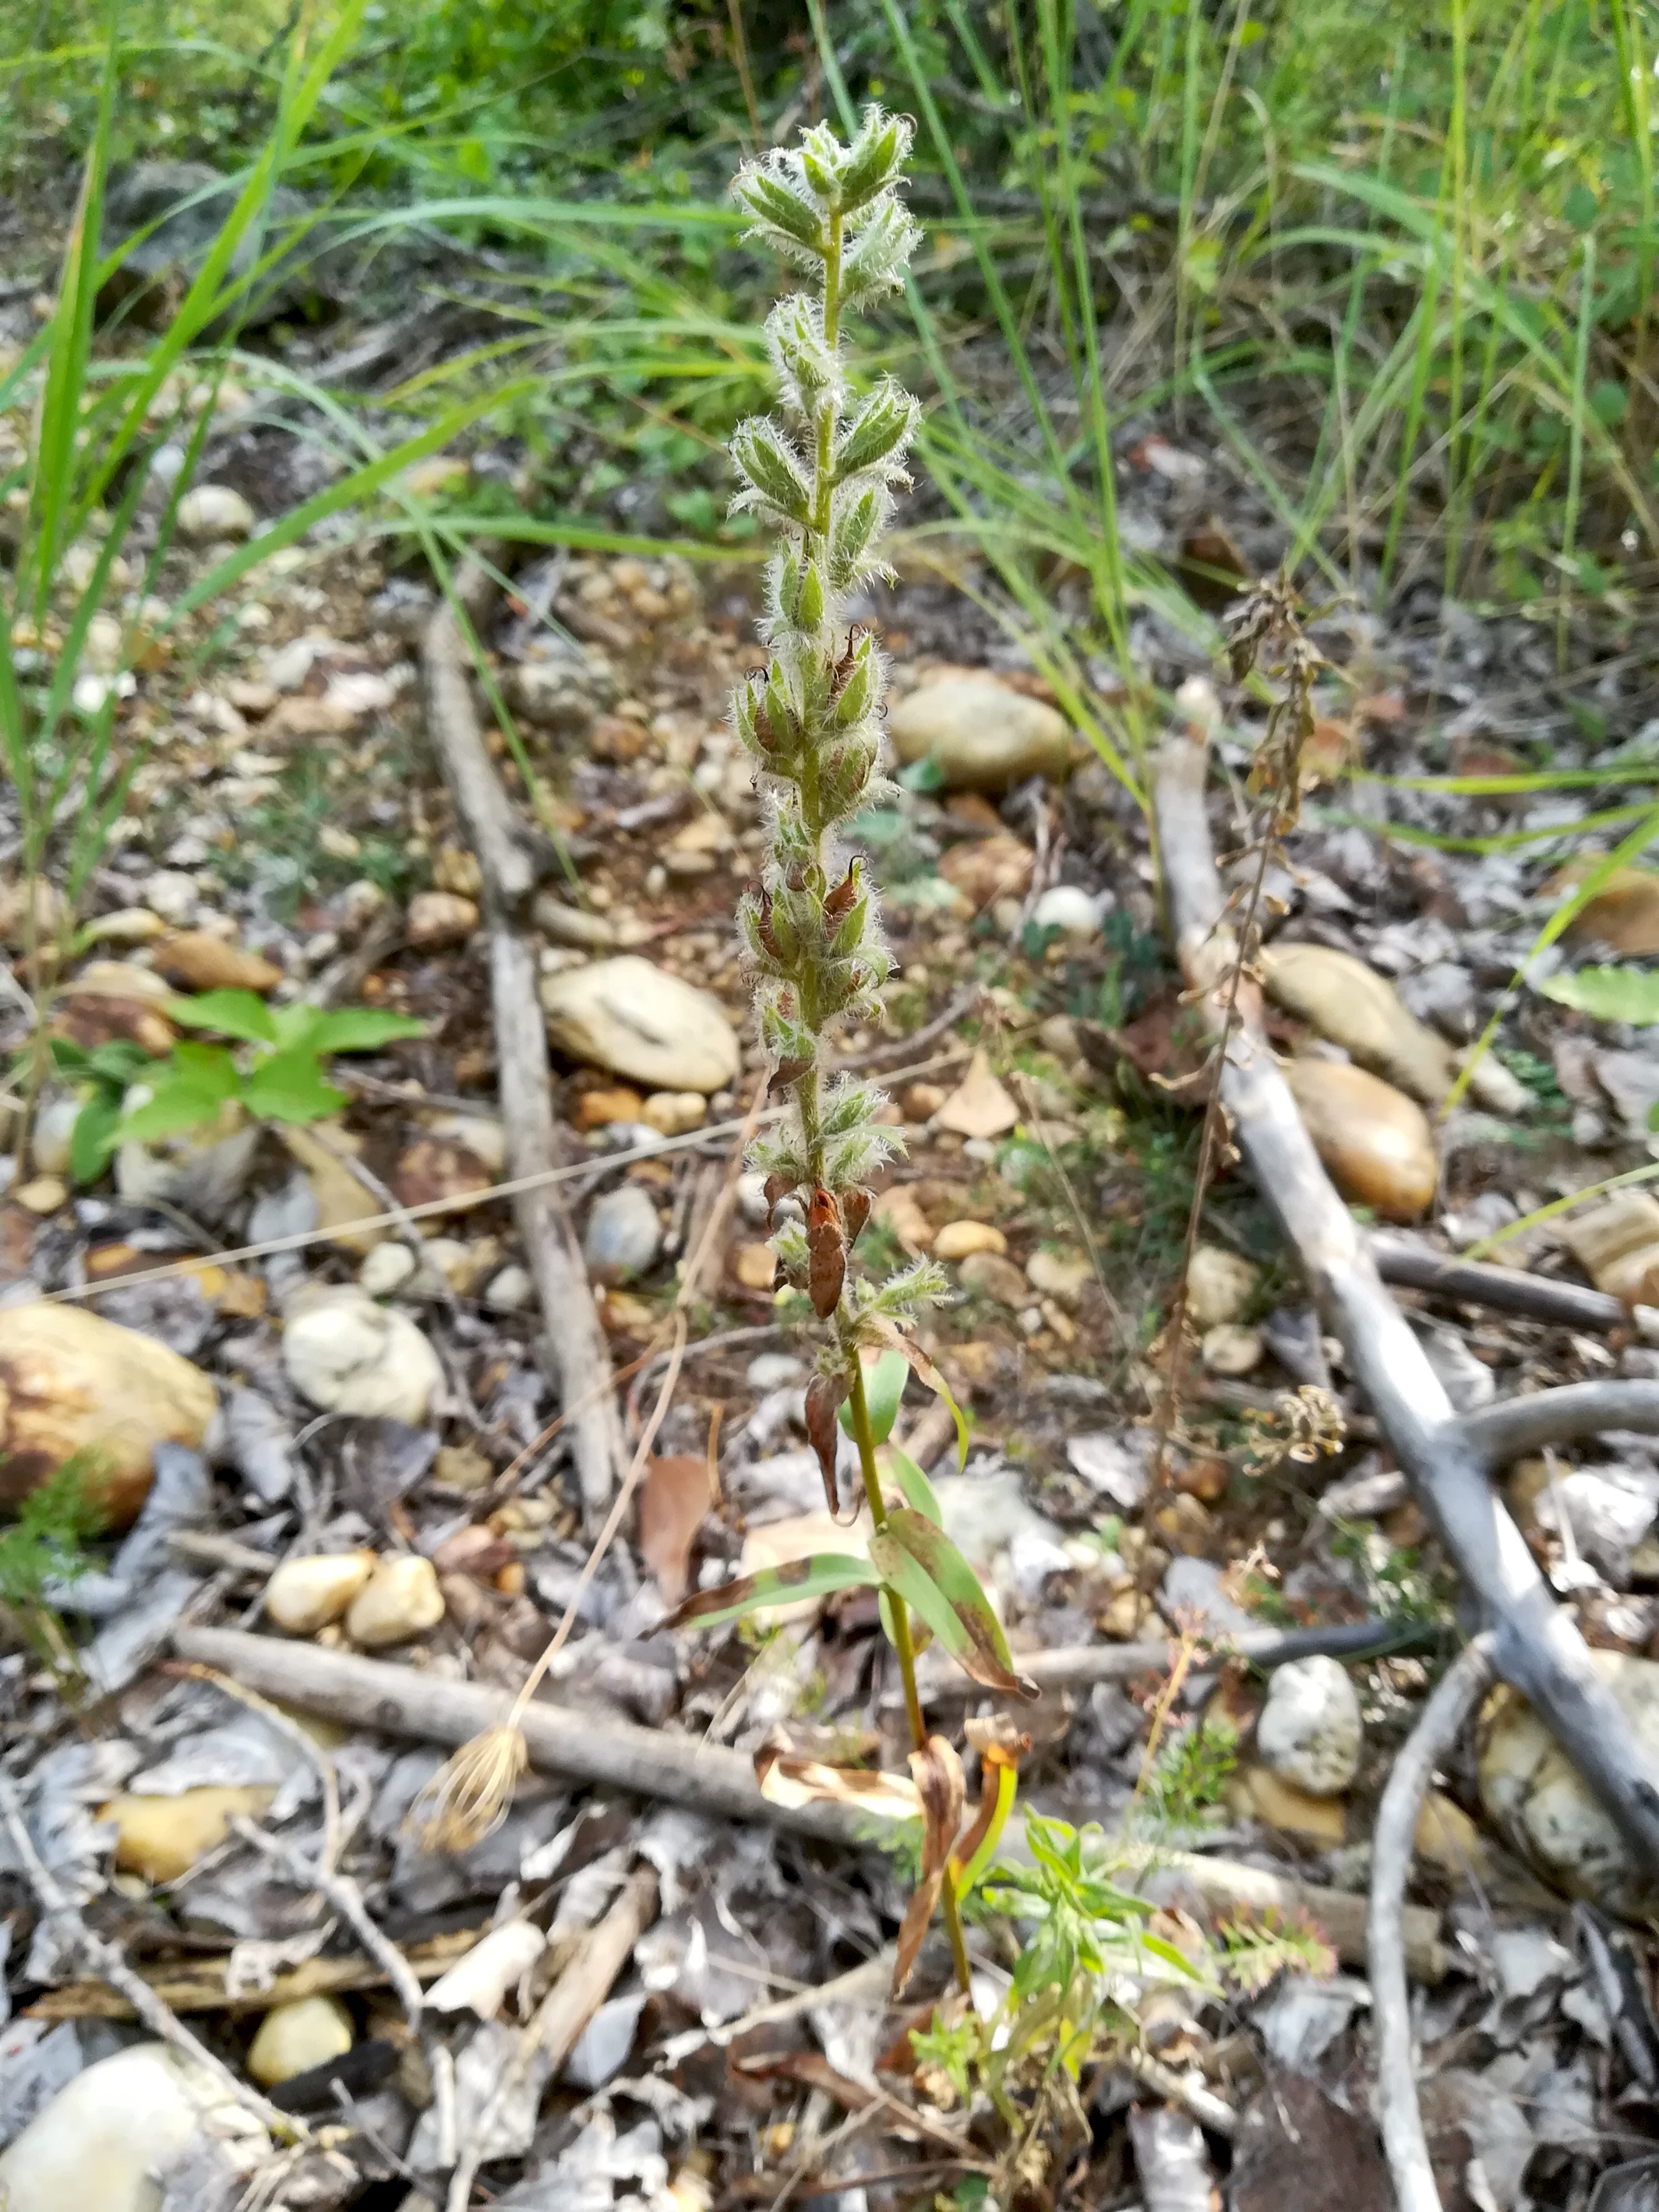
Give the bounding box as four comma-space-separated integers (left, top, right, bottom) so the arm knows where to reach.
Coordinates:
807, 1186, 846, 1318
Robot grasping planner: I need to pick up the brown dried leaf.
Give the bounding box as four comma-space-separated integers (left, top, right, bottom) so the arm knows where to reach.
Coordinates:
638, 1452, 711, 1604
892, 1734, 965, 1999
804, 1372, 849, 1515
754, 1733, 921, 1821
932, 1050, 1019, 1140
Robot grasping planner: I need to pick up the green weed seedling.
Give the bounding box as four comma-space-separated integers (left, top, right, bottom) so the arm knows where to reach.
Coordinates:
55, 990, 424, 1183
0, 1456, 108, 1681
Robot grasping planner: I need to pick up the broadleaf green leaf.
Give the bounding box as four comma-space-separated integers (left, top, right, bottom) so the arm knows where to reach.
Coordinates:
121, 1073, 235, 1144
663, 1551, 881, 1632
304, 1007, 428, 1055
870, 1508, 1036, 1699
69, 1091, 123, 1183
168, 990, 278, 1046
1537, 965, 1659, 1026
239, 1047, 348, 1125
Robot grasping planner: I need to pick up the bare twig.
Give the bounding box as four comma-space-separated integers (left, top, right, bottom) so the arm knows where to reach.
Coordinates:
1123, 2047, 1237, 2138
1155, 721, 1659, 1881
1369, 1233, 1629, 1335
169, 1659, 341, 1881
1460, 1379, 1659, 1469
231, 1818, 424, 2027
0, 1773, 302, 2141
444, 1865, 658, 2212
912, 1617, 1436, 1696
422, 558, 623, 1527
1368, 1635, 1497, 2212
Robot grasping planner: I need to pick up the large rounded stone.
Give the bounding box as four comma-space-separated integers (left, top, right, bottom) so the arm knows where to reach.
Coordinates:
541, 956, 739, 1094
0, 2041, 267, 2212
1255, 1655, 1361, 1797
282, 1289, 443, 1424
888, 672, 1071, 792
0, 1304, 217, 1526
1479, 1649, 1659, 1916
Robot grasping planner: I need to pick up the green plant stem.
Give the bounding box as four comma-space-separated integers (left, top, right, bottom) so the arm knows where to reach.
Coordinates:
846, 1353, 973, 1998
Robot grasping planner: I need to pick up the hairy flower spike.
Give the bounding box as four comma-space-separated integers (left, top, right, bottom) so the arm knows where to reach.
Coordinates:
727, 108, 932, 1360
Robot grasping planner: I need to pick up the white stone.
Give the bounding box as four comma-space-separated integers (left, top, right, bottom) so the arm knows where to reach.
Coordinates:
265, 1551, 376, 1635
1479, 1649, 1659, 1913
1256, 1655, 1363, 1797
30, 1095, 81, 1179
139, 867, 200, 927
483, 1264, 535, 1313
584, 1185, 662, 1285
541, 956, 739, 1094
359, 1241, 418, 1297
283, 1289, 443, 1424
1202, 1322, 1264, 1377
247, 1995, 353, 2087
176, 483, 256, 542
0, 2041, 267, 2212
1030, 884, 1102, 940
345, 1554, 445, 1647
1185, 1244, 1258, 1329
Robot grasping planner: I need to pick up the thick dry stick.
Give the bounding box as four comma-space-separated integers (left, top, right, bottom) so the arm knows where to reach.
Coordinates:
1156, 727, 1659, 1881
174, 1626, 1443, 1980
1368, 1636, 1496, 2212
175, 1625, 868, 1847
422, 566, 623, 1526
1368, 1233, 1629, 1335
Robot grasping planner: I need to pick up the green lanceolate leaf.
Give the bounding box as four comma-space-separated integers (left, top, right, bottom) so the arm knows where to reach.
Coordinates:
887, 1446, 943, 1526
664, 1552, 881, 1632
870, 1508, 1037, 1700
839, 1346, 908, 1446
1537, 965, 1659, 1026
168, 990, 279, 1047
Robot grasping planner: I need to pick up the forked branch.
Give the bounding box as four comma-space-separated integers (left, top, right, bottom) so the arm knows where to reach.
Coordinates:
1154, 723, 1659, 1879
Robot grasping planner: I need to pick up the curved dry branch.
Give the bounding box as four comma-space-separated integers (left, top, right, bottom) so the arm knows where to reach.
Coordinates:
1155, 726, 1659, 1879
1368, 1635, 1496, 2212
1461, 1381, 1659, 1470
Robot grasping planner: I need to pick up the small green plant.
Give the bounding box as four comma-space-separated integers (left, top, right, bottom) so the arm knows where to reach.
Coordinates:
913, 1814, 1336, 2129
1138, 1715, 1239, 1832
0, 1457, 108, 1678
55, 990, 425, 1182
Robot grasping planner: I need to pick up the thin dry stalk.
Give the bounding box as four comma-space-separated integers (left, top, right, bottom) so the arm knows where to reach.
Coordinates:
1143, 584, 1325, 1560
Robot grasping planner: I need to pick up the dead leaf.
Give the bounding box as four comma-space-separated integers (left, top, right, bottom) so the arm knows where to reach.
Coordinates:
754, 1734, 921, 1821
804, 1373, 848, 1515
638, 1453, 712, 1605
937, 834, 1034, 908
893, 1735, 966, 1998
1548, 862, 1659, 955
933, 1050, 1018, 1140
873, 1186, 934, 1254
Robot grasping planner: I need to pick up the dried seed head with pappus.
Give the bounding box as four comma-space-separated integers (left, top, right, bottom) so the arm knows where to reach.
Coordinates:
726, 108, 947, 1366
